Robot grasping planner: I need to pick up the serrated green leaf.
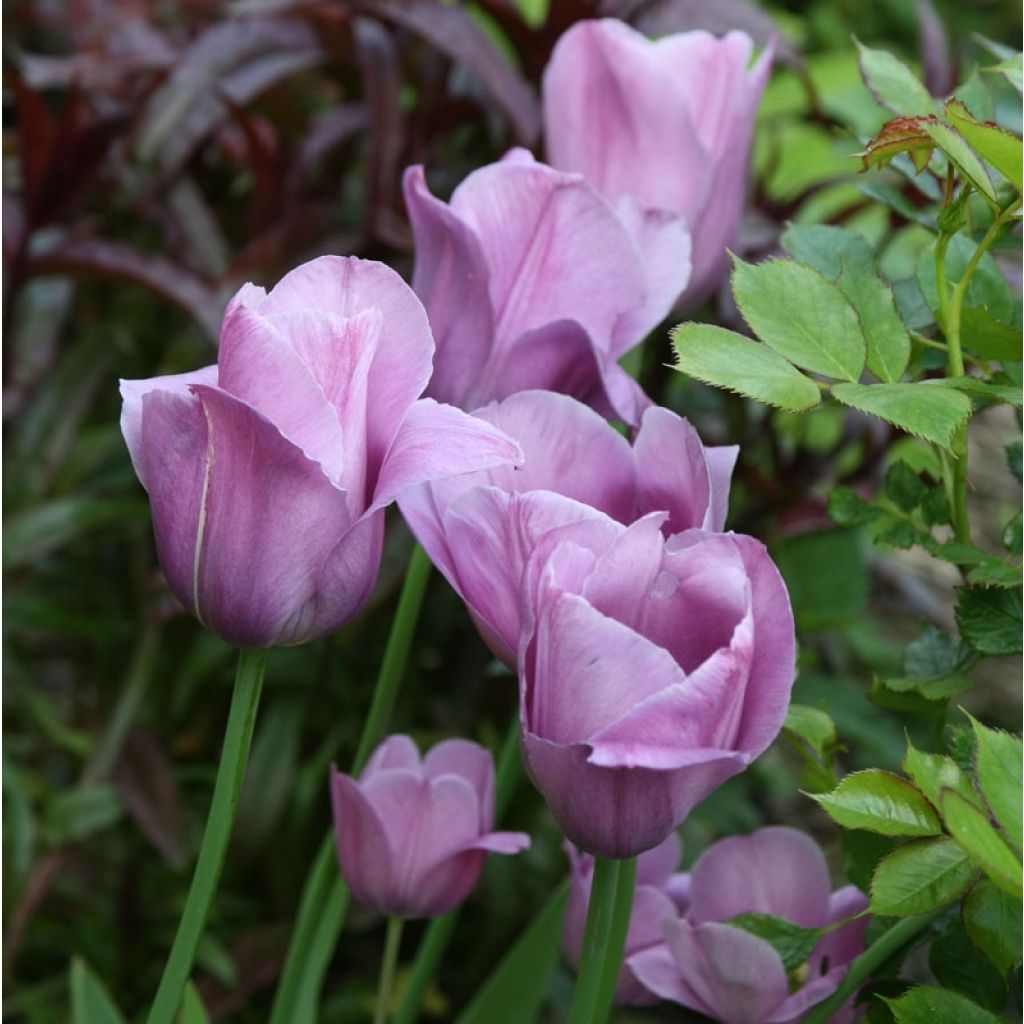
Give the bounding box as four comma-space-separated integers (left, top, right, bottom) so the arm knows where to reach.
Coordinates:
780, 224, 875, 280
904, 625, 974, 677
855, 40, 936, 116
732, 258, 866, 382
884, 461, 928, 512
884, 986, 1004, 1024
878, 674, 971, 701
941, 790, 1023, 898
828, 488, 884, 526
1007, 442, 1023, 481
927, 925, 1007, 1013
784, 704, 837, 756
903, 740, 979, 810
725, 913, 822, 972
871, 836, 977, 915
842, 830, 899, 893
944, 99, 1023, 191
984, 54, 1023, 93
810, 770, 942, 836
966, 559, 1023, 588
921, 121, 998, 203
960, 307, 1023, 362
670, 323, 822, 412
962, 879, 1023, 976
71, 958, 126, 1024
839, 264, 911, 383
918, 236, 1016, 324
1004, 513, 1022, 555
956, 585, 1023, 654
956, 67, 995, 122
830, 382, 971, 450
932, 376, 1022, 407
970, 718, 1023, 849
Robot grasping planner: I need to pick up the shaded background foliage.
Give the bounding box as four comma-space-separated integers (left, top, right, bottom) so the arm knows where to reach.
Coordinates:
3, 0, 1021, 1020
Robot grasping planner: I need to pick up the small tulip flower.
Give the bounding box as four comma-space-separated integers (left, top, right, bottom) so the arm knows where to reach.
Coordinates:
543, 19, 773, 307
629, 827, 870, 1023
331, 735, 530, 918
119, 256, 522, 648
519, 515, 795, 858
398, 389, 737, 666
403, 149, 690, 424
563, 834, 689, 1005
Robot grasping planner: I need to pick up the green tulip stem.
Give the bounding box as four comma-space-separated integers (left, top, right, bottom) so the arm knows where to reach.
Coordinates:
566, 855, 638, 1024
146, 646, 268, 1024
269, 543, 433, 1024
374, 917, 406, 1024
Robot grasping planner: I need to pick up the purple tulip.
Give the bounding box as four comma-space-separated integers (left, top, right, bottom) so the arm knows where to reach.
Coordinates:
518, 514, 794, 858
330, 735, 530, 918
398, 389, 737, 665
403, 149, 691, 425
629, 827, 870, 1023
543, 19, 773, 306
564, 834, 690, 1005
119, 256, 523, 648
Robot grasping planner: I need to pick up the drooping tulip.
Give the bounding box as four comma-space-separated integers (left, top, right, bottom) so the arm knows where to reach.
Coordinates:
330, 735, 530, 918
518, 515, 795, 858
119, 255, 523, 648
403, 149, 691, 424
397, 389, 737, 665
629, 827, 870, 1023
543, 19, 773, 306
563, 833, 689, 1005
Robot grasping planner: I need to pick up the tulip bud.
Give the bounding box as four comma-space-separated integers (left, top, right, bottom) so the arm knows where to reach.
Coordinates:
543, 19, 773, 307
330, 735, 530, 918
119, 256, 522, 648
629, 827, 870, 1023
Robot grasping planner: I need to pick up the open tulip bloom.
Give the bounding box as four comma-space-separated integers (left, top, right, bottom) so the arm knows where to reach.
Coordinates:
543, 19, 773, 307
629, 828, 870, 1023
404, 149, 691, 424
119, 255, 523, 649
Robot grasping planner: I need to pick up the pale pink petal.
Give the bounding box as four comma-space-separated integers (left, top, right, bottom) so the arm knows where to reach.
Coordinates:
704, 445, 740, 531
363, 734, 421, 778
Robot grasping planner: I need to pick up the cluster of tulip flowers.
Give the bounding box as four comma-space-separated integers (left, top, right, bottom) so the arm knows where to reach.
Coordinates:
119, 18, 870, 1024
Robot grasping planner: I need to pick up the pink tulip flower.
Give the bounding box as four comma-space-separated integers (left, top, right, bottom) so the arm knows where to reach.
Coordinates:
630, 827, 870, 1023
330, 735, 530, 918
119, 256, 523, 648
518, 515, 794, 858
563, 833, 690, 1005
398, 389, 737, 665
403, 149, 691, 425
543, 19, 773, 307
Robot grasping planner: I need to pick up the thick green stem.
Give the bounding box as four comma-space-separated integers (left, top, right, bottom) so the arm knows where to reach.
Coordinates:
392, 714, 522, 1024
374, 917, 405, 1024
802, 909, 943, 1024
566, 857, 637, 1024
146, 647, 267, 1024
269, 544, 432, 1024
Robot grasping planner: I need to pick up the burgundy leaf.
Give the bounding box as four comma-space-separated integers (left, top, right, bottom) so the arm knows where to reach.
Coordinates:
5, 66, 56, 213
288, 102, 367, 195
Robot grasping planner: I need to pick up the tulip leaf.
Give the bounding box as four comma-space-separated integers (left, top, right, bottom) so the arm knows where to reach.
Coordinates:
969, 717, 1023, 848
883, 985, 1004, 1024
670, 323, 822, 412
731, 257, 866, 382
725, 913, 822, 972
180, 984, 212, 1024
457, 878, 569, 1024
780, 224, 875, 280
902, 740, 978, 811
839, 263, 911, 382
940, 789, 1023, 898
955, 585, 1023, 655
944, 99, 1023, 191
830, 382, 971, 450
870, 836, 977, 915
855, 39, 936, 116
962, 879, 1023, 976
810, 770, 943, 836
70, 958, 126, 1024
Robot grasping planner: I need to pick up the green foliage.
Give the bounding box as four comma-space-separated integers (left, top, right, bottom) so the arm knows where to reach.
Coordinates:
883, 985, 1004, 1023
830, 383, 971, 450
725, 913, 822, 972
941, 791, 1023, 898
955, 586, 1023, 654
71, 958, 126, 1024
810, 770, 943, 837
780, 223, 875, 279
971, 717, 1023, 847
945, 100, 1023, 190
928, 923, 1007, 1011
962, 880, 1023, 976
870, 836, 976, 915
839, 263, 912, 382
855, 40, 935, 116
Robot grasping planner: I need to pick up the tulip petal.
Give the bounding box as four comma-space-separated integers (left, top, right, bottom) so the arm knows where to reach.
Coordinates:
811, 885, 870, 973
662, 919, 790, 1024
628, 943, 712, 1014
120, 366, 217, 487
363, 734, 421, 777
611, 196, 692, 354
543, 19, 711, 220
253, 255, 434, 482
372, 399, 524, 512
633, 407, 713, 533
688, 826, 833, 928
189, 385, 352, 647
403, 165, 496, 408
637, 832, 684, 888
704, 445, 740, 531
424, 739, 495, 827
449, 154, 646, 362
217, 305, 347, 483
331, 770, 400, 914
